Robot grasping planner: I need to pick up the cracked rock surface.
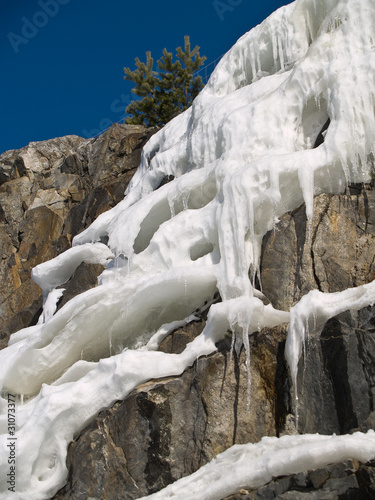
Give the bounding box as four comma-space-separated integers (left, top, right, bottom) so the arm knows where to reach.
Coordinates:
260, 184, 375, 309
53, 323, 289, 500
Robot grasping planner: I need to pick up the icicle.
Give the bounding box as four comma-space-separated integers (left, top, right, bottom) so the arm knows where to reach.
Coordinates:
182, 195, 188, 211
340, 155, 351, 187
229, 329, 236, 363
305, 10, 313, 44
242, 326, 251, 413
256, 44, 262, 76
249, 42, 257, 82
272, 205, 277, 234
295, 390, 300, 433
271, 31, 278, 71
302, 316, 309, 382
109, 331, 113, 356
298, 165, 314, 245
168, 193, 176, 218
277, 35, 285, 71
314, 93, 321, 111
285, 311, 307, 435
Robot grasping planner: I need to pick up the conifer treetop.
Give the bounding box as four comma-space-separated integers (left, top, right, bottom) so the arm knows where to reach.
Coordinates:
123, 36, 207, 127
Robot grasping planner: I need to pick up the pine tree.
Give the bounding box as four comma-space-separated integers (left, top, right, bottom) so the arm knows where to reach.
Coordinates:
123, 36, 206, 127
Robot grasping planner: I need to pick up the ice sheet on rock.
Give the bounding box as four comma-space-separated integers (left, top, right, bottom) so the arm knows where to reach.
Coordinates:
139, 431, 375, 500
37, 288, 65, 325
0, 297, 287, 498
1, 266, 218, 396
0, 346, 216, 499
31, 242, 114, 325
31, 242, 114, 292
285, 280, 375, 424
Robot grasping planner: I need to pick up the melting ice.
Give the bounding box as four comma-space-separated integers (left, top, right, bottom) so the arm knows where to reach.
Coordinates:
1, 0, 375, 497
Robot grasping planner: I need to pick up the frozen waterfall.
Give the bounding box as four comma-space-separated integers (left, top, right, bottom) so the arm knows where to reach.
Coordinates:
1, 0, 375, 498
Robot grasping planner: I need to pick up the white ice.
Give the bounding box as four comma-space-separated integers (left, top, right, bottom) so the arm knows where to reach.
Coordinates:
31, 242, 114, 293
1, 0, 375, 497
32, 242, 114, 325
139, 431, 375, 500
37, 288, 65, 325
285, 281, 375, 423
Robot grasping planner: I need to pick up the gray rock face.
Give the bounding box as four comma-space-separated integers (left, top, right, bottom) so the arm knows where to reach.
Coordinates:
260, 186, 375, 436
0, 124, 155, 346
260, 185, 375, 310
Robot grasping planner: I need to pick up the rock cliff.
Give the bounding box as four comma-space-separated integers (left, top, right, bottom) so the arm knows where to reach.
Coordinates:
53, 186, 375, 499
0, 124, 155, 346
1, 130, 374, 499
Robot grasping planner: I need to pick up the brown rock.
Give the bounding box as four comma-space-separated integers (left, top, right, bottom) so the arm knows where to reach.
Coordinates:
260, 186, 375, 310
0, 124, 156, 342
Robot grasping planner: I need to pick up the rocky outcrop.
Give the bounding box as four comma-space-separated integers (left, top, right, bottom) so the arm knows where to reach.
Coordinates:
0, 124, 155, 347
260, 184, 375, 310
53, 185, 375, 499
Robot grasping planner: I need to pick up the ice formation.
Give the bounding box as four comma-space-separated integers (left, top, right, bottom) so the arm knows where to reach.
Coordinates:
1, 0, 375, 497
139, 431, 375, 500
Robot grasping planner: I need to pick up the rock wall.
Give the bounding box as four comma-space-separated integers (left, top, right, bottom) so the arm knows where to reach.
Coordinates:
1, 130, 374, 499
261, 186, 375, 436
0, 124, 155, 347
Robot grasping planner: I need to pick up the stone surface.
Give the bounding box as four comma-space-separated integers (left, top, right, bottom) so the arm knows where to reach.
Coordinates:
260, 185, 375, 311
0, 124, 156, 345
261, 186, 375, 436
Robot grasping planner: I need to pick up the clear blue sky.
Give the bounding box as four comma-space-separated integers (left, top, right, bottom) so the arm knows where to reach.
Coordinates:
1, 0, 290, 154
